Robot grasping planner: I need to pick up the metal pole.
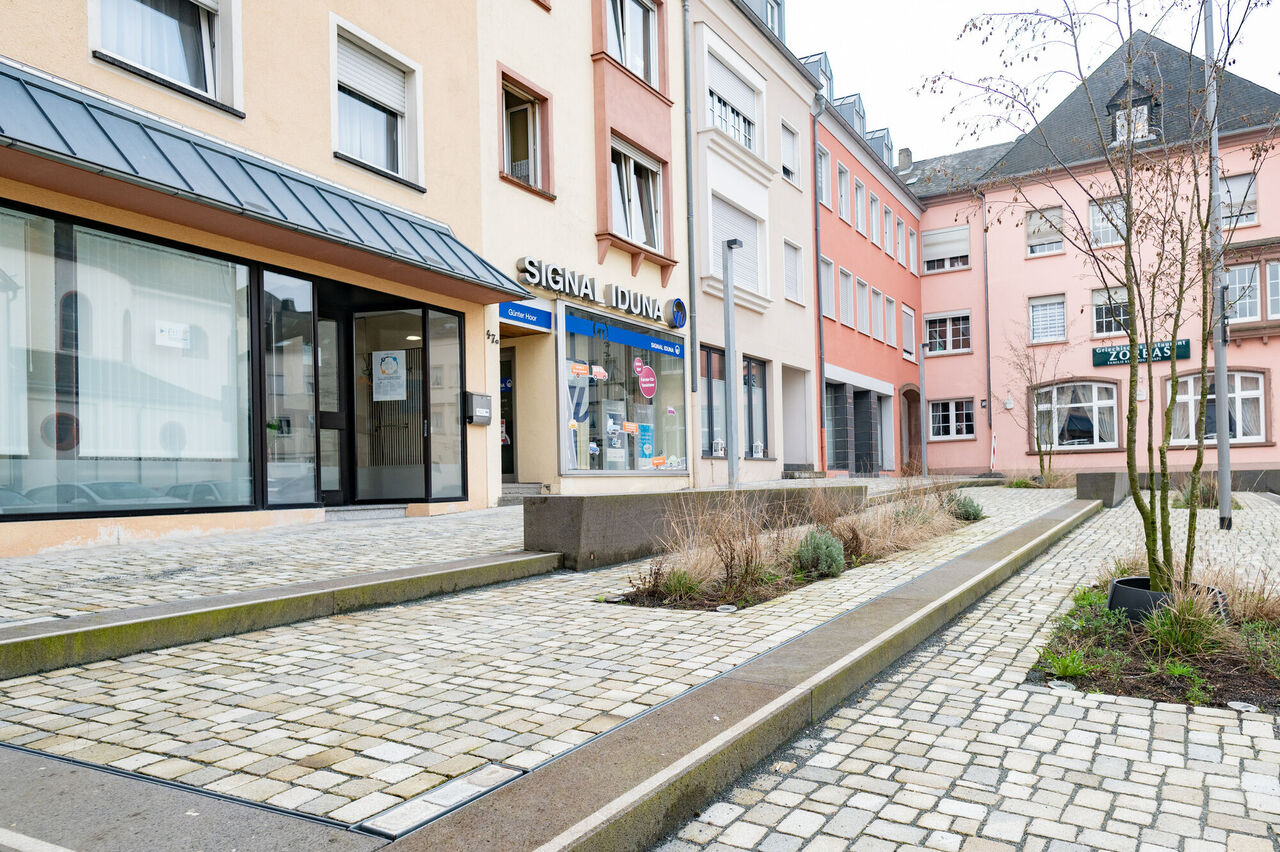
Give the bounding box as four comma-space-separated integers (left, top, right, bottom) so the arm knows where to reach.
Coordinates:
1204, 1, 1233, 529
918, 342, 928, 476
681, 0, 699, 394
722, 238, 742, 489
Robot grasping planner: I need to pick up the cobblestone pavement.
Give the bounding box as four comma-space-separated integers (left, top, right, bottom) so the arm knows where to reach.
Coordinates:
0, 488, 1069, 824
659, 492, 1280, 852
0, 506, 523, 626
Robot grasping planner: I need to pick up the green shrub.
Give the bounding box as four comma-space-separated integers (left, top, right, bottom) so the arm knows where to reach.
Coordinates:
1040, 649, 1093, 678
1242, 620, 1280, 678
1072, 586, 1108, 610
945, 493, 985, 521
791, 529, 844, 580
1008, 478, 1038, 489
658, 569, 704, 602
1164, 659, 1196, 678
1142, 595, 1226, 658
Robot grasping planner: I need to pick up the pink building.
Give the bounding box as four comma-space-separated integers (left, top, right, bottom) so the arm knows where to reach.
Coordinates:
905, 32, 1280, 477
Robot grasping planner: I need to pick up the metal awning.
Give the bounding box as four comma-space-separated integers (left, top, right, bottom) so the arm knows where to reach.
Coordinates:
0, 61, 528, 300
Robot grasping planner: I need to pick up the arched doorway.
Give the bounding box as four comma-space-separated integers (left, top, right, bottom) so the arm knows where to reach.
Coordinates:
901, 385, 922, 475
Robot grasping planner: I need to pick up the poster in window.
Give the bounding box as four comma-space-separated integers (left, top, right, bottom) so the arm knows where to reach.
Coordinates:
372, 350, 407, 401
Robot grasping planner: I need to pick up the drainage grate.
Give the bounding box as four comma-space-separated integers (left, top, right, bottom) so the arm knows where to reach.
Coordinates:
357, 762, 524, 839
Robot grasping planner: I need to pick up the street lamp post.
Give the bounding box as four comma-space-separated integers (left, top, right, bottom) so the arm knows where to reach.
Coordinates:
722, 238, 743, 489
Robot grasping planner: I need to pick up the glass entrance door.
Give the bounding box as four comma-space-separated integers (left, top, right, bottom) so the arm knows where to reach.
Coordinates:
354, 309, 425, 501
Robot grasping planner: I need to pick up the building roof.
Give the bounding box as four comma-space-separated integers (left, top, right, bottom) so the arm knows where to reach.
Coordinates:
0, 60, 529, 300
905, 141, 1016, 199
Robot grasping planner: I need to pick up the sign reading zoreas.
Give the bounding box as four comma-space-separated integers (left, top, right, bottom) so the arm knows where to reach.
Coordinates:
518, 257, 672, 325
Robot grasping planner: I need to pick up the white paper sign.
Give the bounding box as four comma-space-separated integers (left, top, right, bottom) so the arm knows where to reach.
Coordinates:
155, 320, 191, 350
372, 350, 406, 401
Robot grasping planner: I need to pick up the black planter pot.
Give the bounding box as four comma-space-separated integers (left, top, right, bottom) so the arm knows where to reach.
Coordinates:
1106, 576, 1227, 622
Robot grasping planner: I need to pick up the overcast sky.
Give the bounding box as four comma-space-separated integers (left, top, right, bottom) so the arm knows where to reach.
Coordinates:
783, 0, 1280, 162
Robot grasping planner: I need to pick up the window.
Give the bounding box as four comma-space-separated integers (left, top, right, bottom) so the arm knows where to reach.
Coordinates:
895, 219, 906, 265
565, 307, 687, 472
1036, 382, 1118, 449
854, 179, 866, 234
925, 312, 970, 354
856, 279, 870, 334
1223, 174, 1258, 228
839, 268, 854, 327
611, 142, 662, 251
871, 288, 884, 341
101, 0, 217, 96
707, 55, 756, 150
503, 84, 541, 188
902, 306, 916, 361
1029, 295, 1067, 343
781, 124, 799, 182
930, 399, 975, 440
764, 0, 780, 33
711, 195, 759, 292
1170, 372, 1265, 445
264, 272, 316, 505
1027, 207, 1064, 256
743, 358, 768, 458
837, 164, 850, 221
1226, 264, 1260, 322
336, 36, 408, 176
607, 0, 657, 86
1113, 104, 1149, 145
783, 241, 801, 302
1269, 262, 1279, 320
819, 257, 835, 319
921, 225, 969, 271
1089, 198, 1124, 247
701, 347, 726, 457
816, 145, 831, 207
1092, 288, 1129, 336
869, 195, 881, 245
908, 228, 917, 274
883, 206, 894, 255
885, 297, 897, 347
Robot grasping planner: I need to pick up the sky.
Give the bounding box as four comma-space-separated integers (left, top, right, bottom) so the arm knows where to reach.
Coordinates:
783, 0, 1280, 162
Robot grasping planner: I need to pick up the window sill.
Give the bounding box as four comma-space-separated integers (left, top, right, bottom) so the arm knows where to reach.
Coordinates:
1090, 240, 1124, 250
1027, 446, 1123, 455
924, 349, 973, 357
1026, 248, 1066, 259
782, 175, 803, 191
1028, 338, 1068, 347
596, 232, 676, 284
1091, 331, 1128, 341
1227, 319, 1280, 340
1168, 440, 1273, 450
333, 152, 427, 193
929, 435, 977, 443
744, 456, 777, 462
702, 276, 773, 313
499, 172, 556, 202
903, 354, 918, 364
1225, 219, 1259, 232
92, 50, 245, 118
784, 296, 807, 308
922, 267, 971, 276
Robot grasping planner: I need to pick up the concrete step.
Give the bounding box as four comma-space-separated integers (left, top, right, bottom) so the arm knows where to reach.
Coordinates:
324, 504, 409, 521
0, 550, 562, 679
498, 483, 544, 507
386, 498, 1101, 850
782, 469, 826, 479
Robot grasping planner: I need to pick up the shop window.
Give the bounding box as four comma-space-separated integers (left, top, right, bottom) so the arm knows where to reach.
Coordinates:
1035, 382, 1118, 449
930, 399, 974, 440
611, 142, 662, 251
1092, 288, 1129, 336
428, 310, 465, 499
563, 306, 686, 472
743, 357, 767, 458
263, 271, 317, 505
701, 347, 726, 457
1029, 295, 1066, 343
606, 0, 658, 86
1170, 372, 1265, 445
925, 312, 970, 354
1226, 264, 1260, 322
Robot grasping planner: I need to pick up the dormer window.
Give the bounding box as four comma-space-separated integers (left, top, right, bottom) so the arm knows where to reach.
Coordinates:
765, 0, 780, 34
1113, 104, 1150, 146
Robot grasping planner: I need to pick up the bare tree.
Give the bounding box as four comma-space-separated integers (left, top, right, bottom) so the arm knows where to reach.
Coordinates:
999, 317, 1074, 485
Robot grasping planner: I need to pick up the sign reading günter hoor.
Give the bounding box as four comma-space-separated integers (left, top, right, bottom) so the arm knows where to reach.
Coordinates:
1092, 339, 1191, 367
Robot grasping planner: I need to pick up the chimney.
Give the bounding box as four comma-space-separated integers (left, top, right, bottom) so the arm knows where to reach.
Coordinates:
898, 147, 913, 172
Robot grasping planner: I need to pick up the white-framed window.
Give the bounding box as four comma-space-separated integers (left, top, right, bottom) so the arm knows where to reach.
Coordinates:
1027, 207, 1064, 256
856, 279, 870, 335
925, 311, 970, 354
1089, 197, 1125, 247
922, 225, 969, 271
871, 287, 884, 341
885, 296, 897, 346
781, 123, 799, 183
1226, 263, 1260, 322
1092, 288, 1129, 336
1036, 382, 1118, 449
336, 34, 410, 177
503, 83, 541, 187
1029, 295, 1067, 343
883, 206, 894, 256
837, 164, 850, 221
902, 305, 916, 361
1170, 371, 1266, 445
895, 218, 906, 265
606, 0, 658, 86
764, 0, 781, 33
783, 240, 802, 302
819, 257, 835, 319
816, 145, 831, 207
839, 268, 854, 327
1223, 174, 1258, 228
612, 140, 663, 251
854, 179, 866, 234
1269, 261, 1280, 320
99, 0, 224, 98
711, 194, 759, 291
930, 399, 975, 440
869, 194, 881, 245
1113, 104, 1149, 146
707, 55, 756, 151
907, 228, 917, 274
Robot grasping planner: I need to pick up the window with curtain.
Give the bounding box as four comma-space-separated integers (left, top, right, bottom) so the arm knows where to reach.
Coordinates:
1226, 264, 1260, 322
1170, 372, 1265, 445
1029, 295, 1066, 342
612, 144, 662, 251
607, 0, 657, 86
1026, 207, 1064, 255
101, 0, 215, 94
1222, 174, 1258, 228
1089, 197, 1125, 246
818, 258, 834, 319
1035, 382, 1117, 448
701, 347, 726, 457
336, 36, 407, 176
743, 357, 767, 458
839, 269, 854, 327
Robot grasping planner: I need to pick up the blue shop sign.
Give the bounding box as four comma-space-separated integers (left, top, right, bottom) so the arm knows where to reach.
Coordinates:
1092, 339, 1190, 367
564, 313, 684, 359
499, 301, 553, 331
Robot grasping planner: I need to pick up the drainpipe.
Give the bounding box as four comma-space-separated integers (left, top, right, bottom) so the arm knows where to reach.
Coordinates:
811, 98, 827, 473
682, 0, 699, 395
980, 191, 993, 434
